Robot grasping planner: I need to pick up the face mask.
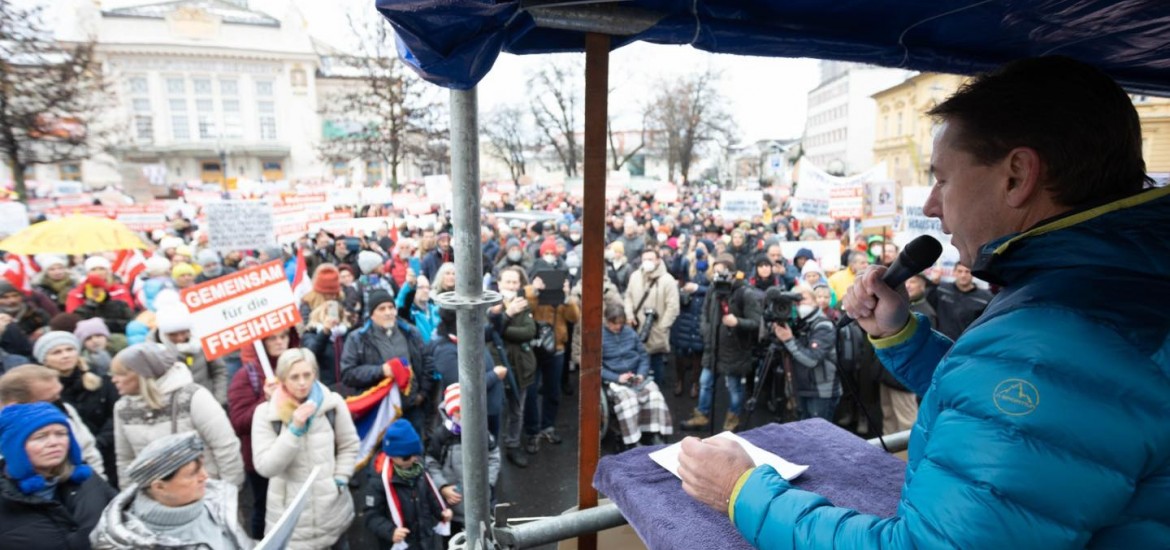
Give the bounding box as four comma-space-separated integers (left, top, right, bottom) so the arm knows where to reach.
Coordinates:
798, 304, 817, 318
543, 254, 557, 264
569, 234, 581, 243
569, 267, 578, 277
695, 260, 708, 272
604, 250, 614, 261
642, 261, 657, 272
507, 251, 522, 262
175, 342, 198, 355
204, 264, 222, 277
500, 290, 516, 301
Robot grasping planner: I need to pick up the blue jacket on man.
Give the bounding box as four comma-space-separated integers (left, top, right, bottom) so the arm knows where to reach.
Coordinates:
730, 186, 1170, 548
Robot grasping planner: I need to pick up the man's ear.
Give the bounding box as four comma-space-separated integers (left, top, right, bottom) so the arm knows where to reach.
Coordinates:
1004, 147, 1044, 208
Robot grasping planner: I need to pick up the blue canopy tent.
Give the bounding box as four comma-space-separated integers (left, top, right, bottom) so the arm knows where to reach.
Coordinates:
373, 2, 1170, 549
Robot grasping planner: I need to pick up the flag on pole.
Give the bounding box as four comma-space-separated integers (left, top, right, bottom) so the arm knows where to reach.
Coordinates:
112, 249, 147, 288
346, 357, 413, 468
0, 255, 31, 293
292, 245, 311, 305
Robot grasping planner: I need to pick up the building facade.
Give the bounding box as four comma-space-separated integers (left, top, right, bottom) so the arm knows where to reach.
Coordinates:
802, 61, 910, 176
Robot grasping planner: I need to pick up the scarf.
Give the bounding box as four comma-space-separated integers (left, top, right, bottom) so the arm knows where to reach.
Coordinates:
273, 381, 326, 430
43, 277, 74, 303
393, 461, 424, 481
378, 454, 450, 542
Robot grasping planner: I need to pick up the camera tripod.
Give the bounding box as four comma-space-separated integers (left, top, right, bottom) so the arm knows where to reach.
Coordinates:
744, 336, 798, 424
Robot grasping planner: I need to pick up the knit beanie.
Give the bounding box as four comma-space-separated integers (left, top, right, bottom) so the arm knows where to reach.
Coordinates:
114, 343, 177, 380
155, 304, 193, 334
366, 289, 393, 315
144, 255, 172, 277
48, 313, 82, 333
713, 253, 737, 271
313, 264, 341, 295
358, 251, 383, 275
33, 331, 81, 364
158, 237, 183, 252
801, 260, 824, 277
196, 249, 220, 266
505, 238, 521, 251
260, 246, 283, 261
74, 318, 110, 344
443, 383, 461, 418
539, 237, 558, 256
126, 431, 205, 487
34, 254, 67, 270
0, 402, 92, 494
381, 418, 422, 458
171, 263, 196, 279
83, 256, 111, 272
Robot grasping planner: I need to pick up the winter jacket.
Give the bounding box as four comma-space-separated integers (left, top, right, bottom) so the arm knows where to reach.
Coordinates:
300, 328, 346, 390
600, 325, 650, 383
89, 479, 253, 549
699, 282, 762, 377
63, 402, 107, 480
728, 241, 757, 275
488, 304, 537, 390
606, 260, 633, 294
670, 273, 708, 356
429, 334, 504, 419
729, 186, 1170, 548
569, 278, 624, 367
525, 285, 580, 353
65, 282, 134, 314
927, 281, 993, 341
3, 300, 51, 340
113, 365, 244, 488
616, 233, 646, 265
58, 368, 118, 488
340, 319, 431, 401
148, 329, 228, 406
71, 298, 135, 334
623, 261, 680, 355
227, 340, 289, 476
421, 247, 453, 282
408, 300, 441, 344
424, 425, 501, 525
780, 310, 839, 399
251, 387, 359, 549
363, 457, 445, 550
0, 465, 116, 550
34, 271, 78, 312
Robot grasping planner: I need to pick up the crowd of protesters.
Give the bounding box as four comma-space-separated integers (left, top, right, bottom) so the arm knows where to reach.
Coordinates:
0, 183, 993, 549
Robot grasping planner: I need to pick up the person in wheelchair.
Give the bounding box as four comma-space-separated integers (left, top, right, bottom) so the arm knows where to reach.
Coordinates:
601, 303, 674, 449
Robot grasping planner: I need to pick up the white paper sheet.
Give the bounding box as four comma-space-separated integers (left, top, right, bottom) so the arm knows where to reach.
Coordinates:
649, 431, 808, 481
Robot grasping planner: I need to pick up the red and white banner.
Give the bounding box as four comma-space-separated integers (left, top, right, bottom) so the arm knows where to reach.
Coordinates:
181, 260, 301, 360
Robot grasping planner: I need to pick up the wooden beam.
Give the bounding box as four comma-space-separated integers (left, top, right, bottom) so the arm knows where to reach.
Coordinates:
576, 30, 610, 550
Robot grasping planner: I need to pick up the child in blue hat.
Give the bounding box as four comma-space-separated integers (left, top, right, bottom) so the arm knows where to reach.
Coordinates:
362, 418, 451, 549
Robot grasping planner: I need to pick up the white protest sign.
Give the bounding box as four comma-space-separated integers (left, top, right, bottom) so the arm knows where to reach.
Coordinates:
0, 202, 29, 237
898, 186, 960, 280
720, 190, 764, 221
181, 260, 301, 360
205, 201, 275, 251
255, 466, 321, 550
779, 239, 842, 271
795, 160, 888, 221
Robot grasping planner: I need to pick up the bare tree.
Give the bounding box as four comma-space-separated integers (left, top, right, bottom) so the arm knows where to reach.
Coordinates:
645, 68, 736, 184
607, 114, 647, 172
316, 14, 447, 188
0, 2, 110, 202
482, 104, 530, 185
528, 59, 582, 178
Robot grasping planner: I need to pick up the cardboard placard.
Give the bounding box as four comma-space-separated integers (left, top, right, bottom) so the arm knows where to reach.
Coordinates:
720, 190, 764, 221
205, 201, 275, 251
181, 260, 301, 360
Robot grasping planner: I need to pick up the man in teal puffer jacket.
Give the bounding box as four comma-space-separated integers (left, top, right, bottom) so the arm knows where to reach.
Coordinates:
678, 55, 1170, 548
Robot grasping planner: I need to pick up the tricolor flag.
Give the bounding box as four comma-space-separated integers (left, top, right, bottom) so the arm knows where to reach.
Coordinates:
0, 255, 33, 293
291, 244, 311, 306
112, 249, 147, 288
346, 357, 413, 468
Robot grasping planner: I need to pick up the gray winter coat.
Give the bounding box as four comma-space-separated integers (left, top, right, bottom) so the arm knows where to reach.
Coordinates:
89, 479, 253, 549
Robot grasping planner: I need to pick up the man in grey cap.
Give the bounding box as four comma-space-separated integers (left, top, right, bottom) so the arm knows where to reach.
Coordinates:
90, 432, 254, 549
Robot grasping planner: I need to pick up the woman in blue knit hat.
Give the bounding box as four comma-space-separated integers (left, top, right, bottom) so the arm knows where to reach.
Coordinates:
362, 418, 451, 550
0, 402, 115, 550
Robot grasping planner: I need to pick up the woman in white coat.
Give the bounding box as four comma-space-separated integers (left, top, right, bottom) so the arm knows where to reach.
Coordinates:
110, 343, 244, 489
252, 348, 359, 549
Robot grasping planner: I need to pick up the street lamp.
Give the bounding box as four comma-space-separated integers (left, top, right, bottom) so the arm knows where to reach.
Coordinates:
214, 127, 231, 189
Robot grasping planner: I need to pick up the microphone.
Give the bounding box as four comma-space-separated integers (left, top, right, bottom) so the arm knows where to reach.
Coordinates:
837, 235, 943, 329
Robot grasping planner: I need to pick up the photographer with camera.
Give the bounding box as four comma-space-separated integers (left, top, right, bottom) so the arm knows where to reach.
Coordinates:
623, 249, 679, 387
772, 285, 840, 421
680, 254, 761, 433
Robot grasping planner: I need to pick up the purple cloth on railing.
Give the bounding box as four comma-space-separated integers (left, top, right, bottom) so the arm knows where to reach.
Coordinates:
593, 418, 907, 550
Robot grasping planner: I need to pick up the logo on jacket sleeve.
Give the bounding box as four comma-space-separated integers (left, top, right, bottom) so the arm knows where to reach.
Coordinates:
993, 379, 1039, 416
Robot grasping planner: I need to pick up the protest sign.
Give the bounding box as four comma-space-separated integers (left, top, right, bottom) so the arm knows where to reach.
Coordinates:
205, 201, 274, 251
897, 186, 960, 280
794, 160, 888, 221
0, 202, 29, 237
779, 239, 842, 271
254, 466, 321, 550
720, 190, 764, 221
829, 184, 863, 219
181, 260, 300, 361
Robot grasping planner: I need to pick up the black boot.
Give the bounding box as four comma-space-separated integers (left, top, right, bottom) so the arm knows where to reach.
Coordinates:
506, 447, 528, 468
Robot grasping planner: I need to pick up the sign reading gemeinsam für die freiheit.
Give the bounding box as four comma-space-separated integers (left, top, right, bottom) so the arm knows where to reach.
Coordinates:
180, 260, 301, 360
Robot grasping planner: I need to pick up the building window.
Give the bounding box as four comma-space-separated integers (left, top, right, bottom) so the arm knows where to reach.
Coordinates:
331, 161, 348, 177
129, 77, 153, 141
197, 99, 215, 140
220, 79, 238, 95
258, 101, 276, 140
262, 160, 284, 181
58, 163, 82, 181
169, 98, 189, 140
897, 112, 903, 136
166, 77, 185, 94
193, 78, 212, 95
255, 80, 273, 97
200, 161, 224, 184
366, 160, 383, 183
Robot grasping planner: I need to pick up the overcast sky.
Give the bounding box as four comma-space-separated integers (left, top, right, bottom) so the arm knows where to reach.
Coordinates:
57, 0, 822, 144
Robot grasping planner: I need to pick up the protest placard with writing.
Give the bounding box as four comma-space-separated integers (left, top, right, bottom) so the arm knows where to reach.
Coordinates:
205, 201, 275, 251
181, 260, 301, 361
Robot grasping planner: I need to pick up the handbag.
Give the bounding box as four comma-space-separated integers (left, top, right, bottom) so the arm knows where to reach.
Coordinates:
532, 321, 556, 354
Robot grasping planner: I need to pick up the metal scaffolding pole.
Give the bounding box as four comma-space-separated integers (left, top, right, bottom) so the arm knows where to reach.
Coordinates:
435, 86, 499, 550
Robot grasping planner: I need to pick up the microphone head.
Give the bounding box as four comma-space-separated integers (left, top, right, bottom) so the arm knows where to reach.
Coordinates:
901, 235, 944, 272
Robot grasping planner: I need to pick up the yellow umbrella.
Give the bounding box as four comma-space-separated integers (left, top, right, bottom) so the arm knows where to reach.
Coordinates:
0, 215, 148, 255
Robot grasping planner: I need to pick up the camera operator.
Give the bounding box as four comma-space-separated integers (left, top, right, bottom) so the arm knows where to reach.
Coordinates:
623, 249, 679, 387
680, 254, 761, 433
771, 284, 840, 421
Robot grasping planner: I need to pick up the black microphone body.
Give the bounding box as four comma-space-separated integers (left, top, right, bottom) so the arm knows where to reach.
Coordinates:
836, 235, 943, 329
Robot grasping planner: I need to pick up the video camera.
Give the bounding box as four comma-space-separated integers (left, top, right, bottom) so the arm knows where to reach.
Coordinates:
711, 271, 735, 296
763, 287, 804, 327
638, 308, 658, 343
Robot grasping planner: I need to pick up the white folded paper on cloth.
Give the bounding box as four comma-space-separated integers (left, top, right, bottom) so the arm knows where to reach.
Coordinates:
649, 431, 808, 481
